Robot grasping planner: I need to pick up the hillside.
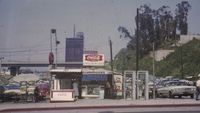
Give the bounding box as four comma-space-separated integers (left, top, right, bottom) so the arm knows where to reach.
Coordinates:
114, 38, 200, 78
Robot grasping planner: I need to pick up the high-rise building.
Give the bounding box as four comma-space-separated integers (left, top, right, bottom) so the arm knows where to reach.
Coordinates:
65, 32, 84, 62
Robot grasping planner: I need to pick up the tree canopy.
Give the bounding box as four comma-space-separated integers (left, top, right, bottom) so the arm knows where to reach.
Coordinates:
118, 1, 191, 57
115, 1, 196, 78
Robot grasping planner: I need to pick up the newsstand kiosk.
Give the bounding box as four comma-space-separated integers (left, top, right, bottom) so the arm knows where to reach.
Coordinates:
50, 68, 82, 102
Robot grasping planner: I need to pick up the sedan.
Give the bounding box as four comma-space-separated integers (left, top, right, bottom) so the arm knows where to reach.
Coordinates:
157, 81, 196, 98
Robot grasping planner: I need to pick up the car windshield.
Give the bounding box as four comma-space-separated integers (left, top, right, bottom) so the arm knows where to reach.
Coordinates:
4, 85, 20, 90
165, 81, 188, 87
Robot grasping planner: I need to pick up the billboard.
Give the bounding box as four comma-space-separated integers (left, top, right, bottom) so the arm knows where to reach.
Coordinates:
83, 54, 104, 66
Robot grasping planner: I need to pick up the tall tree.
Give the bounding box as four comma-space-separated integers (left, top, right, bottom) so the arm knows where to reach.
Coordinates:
118, 4, 174, 56
175, 1, 191, 35
118, 2, 191, 57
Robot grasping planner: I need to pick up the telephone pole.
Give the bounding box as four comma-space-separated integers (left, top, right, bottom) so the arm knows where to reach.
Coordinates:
180, 44, 183, 79
50, 29, 59, 68
109, 38, 114, 72
152, 42, 156, 99
109, 38, 114, 87
136, 8, 139, 99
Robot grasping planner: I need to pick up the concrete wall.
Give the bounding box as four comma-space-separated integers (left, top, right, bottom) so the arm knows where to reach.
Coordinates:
150, 50, 174, 61
150, 35, 200, 61
179, 35, 200, 44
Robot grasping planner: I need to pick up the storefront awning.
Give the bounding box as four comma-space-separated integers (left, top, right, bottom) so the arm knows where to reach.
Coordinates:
82, 74, 107, 81
82, 68, 112, 74
50, 68, 82, 73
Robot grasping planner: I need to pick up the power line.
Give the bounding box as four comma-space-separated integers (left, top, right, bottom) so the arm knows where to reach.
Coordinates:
0, 44, 50, 53
1, 47, 65, 58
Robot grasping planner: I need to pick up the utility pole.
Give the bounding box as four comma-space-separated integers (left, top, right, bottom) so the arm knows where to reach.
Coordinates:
180, 44, 183, 79
109, 38, 114, 98
136, 8, 139, 99
50, 29, 59, 68
55, 30, 58, 68
50, 29, 56, 68
152, 42, 156, 99
109, 38, 114, 72
50, 30, 53, 53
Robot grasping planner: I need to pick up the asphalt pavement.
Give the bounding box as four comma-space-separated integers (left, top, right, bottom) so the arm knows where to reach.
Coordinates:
4, 106, 200, 113
1, 98, 200, 113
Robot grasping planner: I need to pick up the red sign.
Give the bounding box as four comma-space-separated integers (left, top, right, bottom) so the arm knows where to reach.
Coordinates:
49, 52, 54, 64
85, 54, 103, 62
83, 54, 104, 66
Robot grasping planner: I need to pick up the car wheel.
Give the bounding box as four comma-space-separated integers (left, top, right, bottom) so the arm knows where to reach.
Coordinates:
178, 95, 182, 98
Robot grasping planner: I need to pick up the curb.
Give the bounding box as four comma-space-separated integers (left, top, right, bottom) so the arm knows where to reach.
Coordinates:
1, 103, 200, 112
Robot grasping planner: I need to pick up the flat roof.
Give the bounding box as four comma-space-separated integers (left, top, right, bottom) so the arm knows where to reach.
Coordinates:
50, 68, 82, 73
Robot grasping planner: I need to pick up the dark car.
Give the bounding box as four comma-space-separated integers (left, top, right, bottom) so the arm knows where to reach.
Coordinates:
36, 83, 50, 100
0, 86, 5, 102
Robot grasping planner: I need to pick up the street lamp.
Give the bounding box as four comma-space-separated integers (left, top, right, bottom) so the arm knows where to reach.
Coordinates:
50, 29, 60, 68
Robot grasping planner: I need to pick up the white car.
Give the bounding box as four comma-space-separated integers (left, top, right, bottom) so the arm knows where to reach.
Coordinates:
157, 81, 196, 98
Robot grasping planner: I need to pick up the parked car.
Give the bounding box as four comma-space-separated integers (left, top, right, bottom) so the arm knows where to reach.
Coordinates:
36, 83, 50, 100
3, 84, 21, 102
157, 81, 196, 98
0, 85, 5, 102
20, 81, 36, 95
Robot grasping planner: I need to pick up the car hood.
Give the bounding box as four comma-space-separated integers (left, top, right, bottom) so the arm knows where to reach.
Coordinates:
157, 85, 196, 90
169, 85, 196, 89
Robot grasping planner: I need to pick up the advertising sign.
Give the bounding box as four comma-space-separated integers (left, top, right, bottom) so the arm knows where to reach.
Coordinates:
114, 74, 123, 96
51, 90, 75, 101
83, 54, 105, 66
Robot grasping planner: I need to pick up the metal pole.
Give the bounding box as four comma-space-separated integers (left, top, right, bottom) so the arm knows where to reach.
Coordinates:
50, 30, 53, 53
180, 44, 183, 79
51, 29, 58, 68
55, 31, 58, 68
123, 72, 126, 99
152, 42, 156, 99
109, 38, 114, 98
109, 39, 114, 73
145, 71, 149, 100
136, 8, 139, 99
132, 71, 136, 100
122, 57, 126, 99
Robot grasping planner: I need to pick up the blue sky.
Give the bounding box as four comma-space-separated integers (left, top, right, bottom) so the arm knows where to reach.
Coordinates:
0, 0, 200, 62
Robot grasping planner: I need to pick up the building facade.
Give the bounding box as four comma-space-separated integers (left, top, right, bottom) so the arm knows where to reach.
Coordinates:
65, 32, 84, 62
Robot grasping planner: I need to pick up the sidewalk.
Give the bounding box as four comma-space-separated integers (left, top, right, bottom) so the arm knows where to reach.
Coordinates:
1, 98, 200, 112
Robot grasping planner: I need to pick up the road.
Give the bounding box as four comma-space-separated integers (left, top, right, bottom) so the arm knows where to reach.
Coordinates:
1, 98, 200, 113
7, 106, 200, 113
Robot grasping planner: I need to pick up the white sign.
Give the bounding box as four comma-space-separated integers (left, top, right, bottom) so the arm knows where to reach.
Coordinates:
114, 75, 123, 96
51, 91, 74, 101
83, 54, 105, 66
